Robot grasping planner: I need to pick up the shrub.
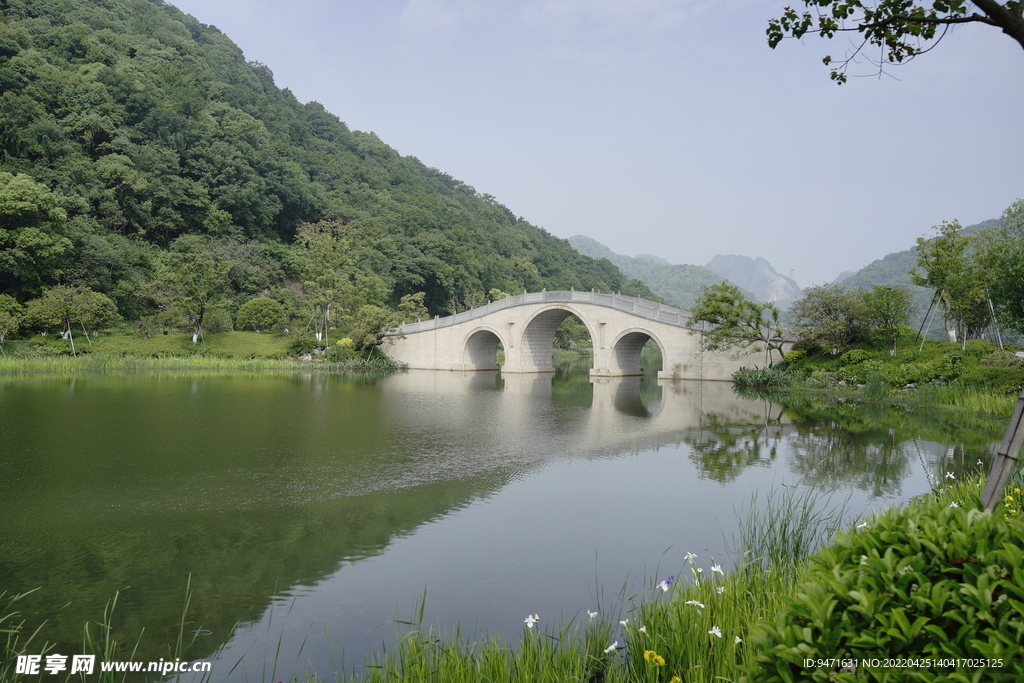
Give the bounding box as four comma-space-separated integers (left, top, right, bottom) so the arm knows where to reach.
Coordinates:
840, 349, 871, 365
288, 335, 318, 356
783, 348, 807, 365
883, 361, 940, 386
733, 366, 796, 387
941, 350, 965, 379
235, 297, 285, 332
744, 496, 1024, 682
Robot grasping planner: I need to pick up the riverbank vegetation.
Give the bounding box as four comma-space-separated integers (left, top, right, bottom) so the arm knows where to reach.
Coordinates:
342, 473, 1023, 682
732, 333, 1024, 416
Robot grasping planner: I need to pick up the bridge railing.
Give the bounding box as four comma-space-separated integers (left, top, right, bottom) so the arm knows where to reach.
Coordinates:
391, 290, 693, 335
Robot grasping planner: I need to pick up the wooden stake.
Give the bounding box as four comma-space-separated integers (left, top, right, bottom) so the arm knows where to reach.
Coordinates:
981, 387, 1024, 510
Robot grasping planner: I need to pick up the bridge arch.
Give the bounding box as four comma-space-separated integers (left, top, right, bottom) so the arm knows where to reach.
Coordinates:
607, 327, 665, 377
462, 325, 507, 371
519, 305, 597, 373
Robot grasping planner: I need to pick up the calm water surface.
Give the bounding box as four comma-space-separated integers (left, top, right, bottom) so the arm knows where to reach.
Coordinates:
0, 363, 1004, 681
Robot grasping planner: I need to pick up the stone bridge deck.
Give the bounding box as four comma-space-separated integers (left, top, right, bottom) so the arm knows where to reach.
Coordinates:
385, 290, 782, 381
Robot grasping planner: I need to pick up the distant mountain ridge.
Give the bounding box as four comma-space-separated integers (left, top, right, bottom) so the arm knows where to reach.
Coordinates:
568, 236, 756, 309
704, 255, 801, 306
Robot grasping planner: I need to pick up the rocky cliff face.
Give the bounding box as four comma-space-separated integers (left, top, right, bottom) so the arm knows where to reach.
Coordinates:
704, 255, 800, 305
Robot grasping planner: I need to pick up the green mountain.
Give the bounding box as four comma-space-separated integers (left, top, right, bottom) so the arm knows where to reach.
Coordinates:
0, 0, 653, 320
568, 235, 755, 309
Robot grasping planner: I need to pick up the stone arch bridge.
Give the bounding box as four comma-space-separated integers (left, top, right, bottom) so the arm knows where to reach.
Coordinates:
385, 290, 783, 381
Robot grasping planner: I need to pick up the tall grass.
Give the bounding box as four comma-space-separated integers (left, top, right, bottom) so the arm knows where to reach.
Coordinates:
0, 353, 406, 375
730, 483, 854, 580
1, 590, 51, 682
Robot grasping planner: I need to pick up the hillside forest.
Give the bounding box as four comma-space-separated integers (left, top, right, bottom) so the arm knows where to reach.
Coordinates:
0, 0, 655, 353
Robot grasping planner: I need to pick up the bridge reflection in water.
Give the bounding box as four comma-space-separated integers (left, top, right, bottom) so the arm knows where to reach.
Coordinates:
383, 369, 789, 462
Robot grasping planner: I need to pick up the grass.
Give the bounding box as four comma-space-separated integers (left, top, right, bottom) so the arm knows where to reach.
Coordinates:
0, 331, 407, 374
1, 577, 218, 683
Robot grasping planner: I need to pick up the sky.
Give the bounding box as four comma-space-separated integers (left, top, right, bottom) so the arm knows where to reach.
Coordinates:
167, 0, 1024, 287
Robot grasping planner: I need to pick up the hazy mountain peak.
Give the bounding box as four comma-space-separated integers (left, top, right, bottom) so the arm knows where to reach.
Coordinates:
704, 255, 800, 305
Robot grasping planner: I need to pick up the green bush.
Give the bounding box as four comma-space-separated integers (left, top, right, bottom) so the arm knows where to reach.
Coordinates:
941, 350, 965, 379
783, 348, 807, 365
235, 297, 285, 332
840, 349, 871, 365
883, 361, 940, 386
958, 366, 1024, 394
744, 496, 1024, 682
288, 335, 319, 356
733, 366, 796, 387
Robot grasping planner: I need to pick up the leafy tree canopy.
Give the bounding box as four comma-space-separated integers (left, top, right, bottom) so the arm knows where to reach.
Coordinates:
688, 282, 785, 366
768, 1, 1024, 83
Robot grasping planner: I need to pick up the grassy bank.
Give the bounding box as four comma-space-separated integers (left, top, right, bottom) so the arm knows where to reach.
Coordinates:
732, 335, 1024, 417
0, 330, 406, 374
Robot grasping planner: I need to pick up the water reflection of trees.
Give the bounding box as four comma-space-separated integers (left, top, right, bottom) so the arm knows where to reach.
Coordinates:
685, 415, 782, 483
686, 391, 1003, 493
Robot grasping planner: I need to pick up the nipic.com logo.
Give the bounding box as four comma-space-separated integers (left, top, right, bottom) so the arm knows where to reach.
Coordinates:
16, 654, 212, 676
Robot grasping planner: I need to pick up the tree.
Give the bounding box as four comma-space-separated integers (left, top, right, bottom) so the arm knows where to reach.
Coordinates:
73, 289, 120, 346
788, 283, 868, 352
767, 1, 1024, 83
165, 251, 232, 344
975, 199, 1024, 336
861, 285, 915, 354
236, 297, 285, 332
347, 305, 399, 351
688, 282, 785, 366
0, 172, 72, 298
396, 292, 429, 323
910, 221, 991, 344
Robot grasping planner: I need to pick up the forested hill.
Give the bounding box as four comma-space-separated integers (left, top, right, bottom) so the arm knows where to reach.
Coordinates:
568, 235, 755, 309
0, 0, 653, 320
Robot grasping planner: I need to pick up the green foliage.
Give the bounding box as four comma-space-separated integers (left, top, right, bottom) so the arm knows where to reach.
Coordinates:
235, 296, 284, 332
782, 348, 806, 365
744, 494, 1024, 682
840, 349, 870, 365
733, 366, 797, 388
347, 304, 398, 351
767, 1, 1024, 83
0, 172, 71, 298
0, 0, 653, 331
789, 283, 868, 351
690, 282, 785, 366
912, 221, 991, 344
0, 293, 21, 354
553, 315, 591, 352
396, 291, 429, 323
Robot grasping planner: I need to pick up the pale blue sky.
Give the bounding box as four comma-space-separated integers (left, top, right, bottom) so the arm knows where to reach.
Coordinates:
168, 0, 1024, 286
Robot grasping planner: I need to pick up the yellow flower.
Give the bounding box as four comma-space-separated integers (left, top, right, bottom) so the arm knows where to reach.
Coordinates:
643, 650, 666, 666
670, 678, 682, 683
1006, 495, 1014, 502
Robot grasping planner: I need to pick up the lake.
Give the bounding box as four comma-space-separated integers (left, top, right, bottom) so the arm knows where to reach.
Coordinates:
0, 362, 1003, 681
